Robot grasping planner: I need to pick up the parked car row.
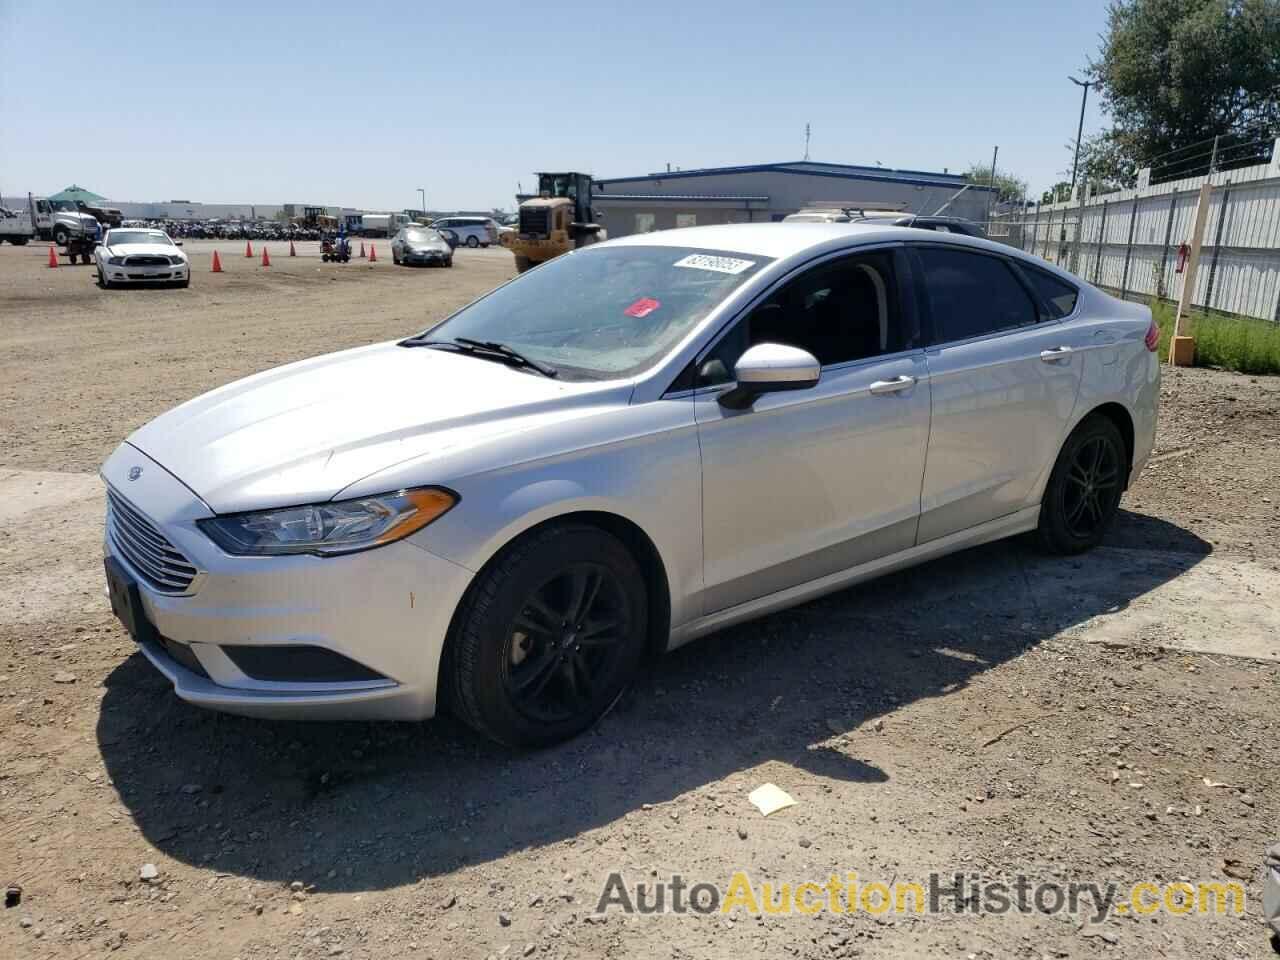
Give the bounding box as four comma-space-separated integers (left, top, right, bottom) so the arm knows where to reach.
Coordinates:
121, 220, 326, 242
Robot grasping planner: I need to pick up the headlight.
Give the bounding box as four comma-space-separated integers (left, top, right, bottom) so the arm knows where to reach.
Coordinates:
198, 487, 457, 556
107, 256, 124, 265
168, 254, 185, 265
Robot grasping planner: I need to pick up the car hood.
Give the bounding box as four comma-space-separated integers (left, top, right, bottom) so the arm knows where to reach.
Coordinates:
106, 242, 183, 258
126, 341, 626, 513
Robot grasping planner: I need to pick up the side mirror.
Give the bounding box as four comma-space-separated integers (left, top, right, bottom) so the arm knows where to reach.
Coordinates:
718, 343, 820, 410
173, 240, 183, 246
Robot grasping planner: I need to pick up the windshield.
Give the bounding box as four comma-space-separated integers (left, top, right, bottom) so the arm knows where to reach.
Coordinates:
51, 200, 80, 212
405, 228, 443, 243
420, 245, 771, 380
107, 230, 171, 246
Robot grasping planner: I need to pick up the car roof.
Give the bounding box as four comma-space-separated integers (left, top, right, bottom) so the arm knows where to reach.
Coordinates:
600, 221, 1081, 285
605, 222, 924, 258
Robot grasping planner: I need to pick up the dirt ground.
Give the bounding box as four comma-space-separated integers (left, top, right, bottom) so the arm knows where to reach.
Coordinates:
1, 238, 1278, 960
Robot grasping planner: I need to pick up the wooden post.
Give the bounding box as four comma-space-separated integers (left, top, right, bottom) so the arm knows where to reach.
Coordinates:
1171, 182, 1213, 366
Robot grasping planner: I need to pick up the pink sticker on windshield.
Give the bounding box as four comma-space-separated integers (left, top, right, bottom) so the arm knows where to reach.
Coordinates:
624, 297, 662, 318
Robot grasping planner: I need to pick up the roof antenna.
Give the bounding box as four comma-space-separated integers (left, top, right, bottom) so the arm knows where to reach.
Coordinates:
803, 123, 811, 161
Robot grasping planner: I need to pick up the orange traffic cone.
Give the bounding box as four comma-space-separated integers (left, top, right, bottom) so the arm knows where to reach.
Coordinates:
369, 244, 377, 262
289, 239, 296, 257
245, 240, 253, 258
47, 246, 58, 268
211, 250, 223, 273
359, 242, 366, 258
261, 247, 271, 267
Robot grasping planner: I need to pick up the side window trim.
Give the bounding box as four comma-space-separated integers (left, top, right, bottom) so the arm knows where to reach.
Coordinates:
909, 242, 1044, 349
676, 242, 911, 393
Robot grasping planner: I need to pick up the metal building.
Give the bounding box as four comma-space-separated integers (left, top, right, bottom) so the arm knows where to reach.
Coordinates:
592, 161, 996, 238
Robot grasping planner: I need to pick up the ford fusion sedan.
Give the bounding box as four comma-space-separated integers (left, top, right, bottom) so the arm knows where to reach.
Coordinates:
391, 225, 453, 267
100, 223, 1159, 747
95, 228, 190, 288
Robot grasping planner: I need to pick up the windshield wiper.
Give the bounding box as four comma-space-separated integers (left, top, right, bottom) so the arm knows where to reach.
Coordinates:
400, 336, 558, 378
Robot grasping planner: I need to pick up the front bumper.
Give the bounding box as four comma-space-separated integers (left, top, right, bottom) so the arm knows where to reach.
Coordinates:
100, 444, 474, 721
105, 261, 189, 282
403, 249, 450, 264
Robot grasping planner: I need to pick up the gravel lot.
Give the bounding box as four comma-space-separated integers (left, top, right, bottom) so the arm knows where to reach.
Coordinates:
1, 238, 1278, 959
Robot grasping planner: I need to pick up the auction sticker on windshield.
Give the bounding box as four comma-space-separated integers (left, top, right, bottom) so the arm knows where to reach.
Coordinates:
673, 254, 757, 275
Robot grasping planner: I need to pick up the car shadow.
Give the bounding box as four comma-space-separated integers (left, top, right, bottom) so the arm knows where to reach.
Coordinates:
96, 509, 1209, 891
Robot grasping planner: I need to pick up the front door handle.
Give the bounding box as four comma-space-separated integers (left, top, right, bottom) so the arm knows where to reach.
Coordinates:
869, 375, 916, 395
1039, 346, 1074, 362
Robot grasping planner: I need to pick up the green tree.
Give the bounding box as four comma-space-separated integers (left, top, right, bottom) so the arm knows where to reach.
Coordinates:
962, 164, 1028, 203
1041, 181, 1073, 204
1087, 0, 1280, 185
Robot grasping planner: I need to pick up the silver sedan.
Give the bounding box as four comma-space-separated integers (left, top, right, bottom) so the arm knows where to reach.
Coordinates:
100, 223, 1159, 746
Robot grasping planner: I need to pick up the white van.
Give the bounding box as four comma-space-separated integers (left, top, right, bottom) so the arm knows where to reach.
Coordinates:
430, 216, 498, 248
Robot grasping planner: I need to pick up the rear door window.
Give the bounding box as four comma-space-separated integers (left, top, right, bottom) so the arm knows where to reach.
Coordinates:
913, 247, 1038, 343
1019, 263, 1079, 320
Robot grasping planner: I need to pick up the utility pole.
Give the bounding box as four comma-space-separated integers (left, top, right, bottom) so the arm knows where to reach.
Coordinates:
418, 188, 427, 219
987, 144, 999, 223
804, 123, 811, 161
1068, 76, 1093, 198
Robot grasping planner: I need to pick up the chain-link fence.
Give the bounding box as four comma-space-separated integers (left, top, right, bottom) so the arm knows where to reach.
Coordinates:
988, 140, 1280, 322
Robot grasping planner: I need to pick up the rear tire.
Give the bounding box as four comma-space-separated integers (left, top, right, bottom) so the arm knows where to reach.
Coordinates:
465, 235, 480, 248
10, 237, 27, 246
514, 255, 532, 273
1037, 415, 1126, 555
449, 523, 648, 748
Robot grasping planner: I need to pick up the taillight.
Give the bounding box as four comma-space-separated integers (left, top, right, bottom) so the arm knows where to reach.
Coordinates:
1144, 318, 1159, 352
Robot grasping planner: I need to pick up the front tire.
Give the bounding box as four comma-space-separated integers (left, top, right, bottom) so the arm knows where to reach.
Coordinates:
97, 266, 110, 288
54, 227, 69, 246
465, 235, 480, 248
449, 523, 648, 748
1037, 415, 1126, 555
514, 255, 532, 273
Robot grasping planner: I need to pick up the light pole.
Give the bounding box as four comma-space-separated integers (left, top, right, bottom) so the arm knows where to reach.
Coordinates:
1068, 76, 1093, 198
418, 188, 427, 221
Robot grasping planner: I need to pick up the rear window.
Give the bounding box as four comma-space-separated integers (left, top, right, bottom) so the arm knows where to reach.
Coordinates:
1021, 264, 1079, 320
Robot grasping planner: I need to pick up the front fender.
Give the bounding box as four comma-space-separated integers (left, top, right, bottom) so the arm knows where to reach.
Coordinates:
400, 400, 705, 633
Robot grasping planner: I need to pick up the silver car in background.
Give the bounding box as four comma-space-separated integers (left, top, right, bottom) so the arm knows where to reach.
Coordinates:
391, 225, 453, 267
100, 223, 1159, 746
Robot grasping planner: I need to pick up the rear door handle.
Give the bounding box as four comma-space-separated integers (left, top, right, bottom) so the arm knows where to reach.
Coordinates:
1039, 346, 1074, 362
868, 375, 917, 395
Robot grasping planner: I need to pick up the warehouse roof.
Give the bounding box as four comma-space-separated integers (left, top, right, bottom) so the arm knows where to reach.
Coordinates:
597, 160, 992, 193
593, 193, 770, 202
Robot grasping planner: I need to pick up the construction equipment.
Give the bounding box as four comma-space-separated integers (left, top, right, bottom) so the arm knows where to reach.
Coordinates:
501, 172, 604, 273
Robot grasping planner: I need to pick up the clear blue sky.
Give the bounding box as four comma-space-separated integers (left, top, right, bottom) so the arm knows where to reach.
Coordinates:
1, 0, 1110, 211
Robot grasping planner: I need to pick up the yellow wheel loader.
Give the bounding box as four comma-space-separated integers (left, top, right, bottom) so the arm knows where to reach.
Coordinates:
501, 172, 605, 272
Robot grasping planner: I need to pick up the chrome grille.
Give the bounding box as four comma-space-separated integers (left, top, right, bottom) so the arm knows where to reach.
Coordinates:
106, 488, 198, 593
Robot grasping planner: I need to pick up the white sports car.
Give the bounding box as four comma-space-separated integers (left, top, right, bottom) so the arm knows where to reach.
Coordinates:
95, 228, 190, 288
100, 223, 1159, 746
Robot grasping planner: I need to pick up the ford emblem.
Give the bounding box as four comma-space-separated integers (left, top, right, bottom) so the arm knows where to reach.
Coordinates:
128, 466, 143, 481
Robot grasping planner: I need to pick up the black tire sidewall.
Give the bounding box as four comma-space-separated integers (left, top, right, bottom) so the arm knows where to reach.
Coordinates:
452, 525, 648, 747
1039, 416, 1125, 554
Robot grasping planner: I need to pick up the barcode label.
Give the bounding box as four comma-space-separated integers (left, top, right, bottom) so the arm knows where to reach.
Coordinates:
673, 254, 756, 275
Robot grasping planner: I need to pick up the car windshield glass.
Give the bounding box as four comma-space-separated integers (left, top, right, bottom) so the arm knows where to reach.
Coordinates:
418, 245, 771, 380
405, 228, 441, 242
108, 231, 170, 245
